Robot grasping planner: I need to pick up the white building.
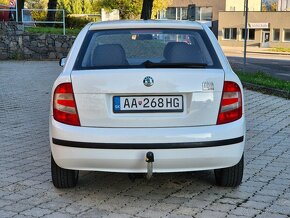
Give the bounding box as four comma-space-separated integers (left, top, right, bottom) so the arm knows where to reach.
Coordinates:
278, 0, 290, 11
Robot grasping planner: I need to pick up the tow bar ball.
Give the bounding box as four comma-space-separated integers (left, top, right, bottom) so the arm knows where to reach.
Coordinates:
146, 151, 154, 180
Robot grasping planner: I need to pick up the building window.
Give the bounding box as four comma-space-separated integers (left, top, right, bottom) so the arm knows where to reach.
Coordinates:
164, 7, 188, 20
158, 10, 166, 19
224, 28, 237, 40
166, 7, 177, 20
163, 6, 212, 21
230, 6, 236, 11
241, 29, 255, 40
284, 29, 290, 42
181, 7, 187, 20
196, 7, 212, 21
273, 29, 280, 41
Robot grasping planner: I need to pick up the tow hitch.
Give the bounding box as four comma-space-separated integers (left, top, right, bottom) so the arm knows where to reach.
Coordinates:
145, 151, 154, 180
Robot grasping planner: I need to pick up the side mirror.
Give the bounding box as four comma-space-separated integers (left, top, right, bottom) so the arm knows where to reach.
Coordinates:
59, 57, 67, 67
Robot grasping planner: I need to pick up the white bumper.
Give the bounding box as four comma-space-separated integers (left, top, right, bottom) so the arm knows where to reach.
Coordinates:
50, 117, 245, 173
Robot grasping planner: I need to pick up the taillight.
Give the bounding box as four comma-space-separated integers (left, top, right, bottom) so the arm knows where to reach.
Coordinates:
217, 81, 242, 125
53, 83, 80, 126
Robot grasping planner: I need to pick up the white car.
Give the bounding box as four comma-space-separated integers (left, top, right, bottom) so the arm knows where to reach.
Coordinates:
50, 20, 245, 188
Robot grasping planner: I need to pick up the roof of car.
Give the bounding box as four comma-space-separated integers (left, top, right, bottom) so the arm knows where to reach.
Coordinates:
89, 20, 204, 31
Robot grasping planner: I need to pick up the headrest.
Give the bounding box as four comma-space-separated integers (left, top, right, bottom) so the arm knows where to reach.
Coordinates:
164, 42, 203, 63
92, 44, 128, 67
163, 42, 180, 60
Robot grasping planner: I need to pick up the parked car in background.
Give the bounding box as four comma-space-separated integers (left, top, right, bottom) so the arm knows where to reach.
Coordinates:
50, 20, 245, 188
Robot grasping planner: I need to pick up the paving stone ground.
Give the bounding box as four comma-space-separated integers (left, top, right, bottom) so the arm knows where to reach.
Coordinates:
0, 61, 289, 218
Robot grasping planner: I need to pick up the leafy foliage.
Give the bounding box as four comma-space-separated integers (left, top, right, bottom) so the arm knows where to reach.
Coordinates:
97, 0, 142, 19
152, 0, 172, 18
57, 0, 98, 14
0, 0, 9, 5
97, 0, 171, 19
83, 0, 93, 14
66, 15, 100, 28
261, 0, 278, 11
25, 0, 48, 9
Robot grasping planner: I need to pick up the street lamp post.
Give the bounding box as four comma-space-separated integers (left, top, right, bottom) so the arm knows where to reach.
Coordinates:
15, 0, 18, 22
243, 0, 249, 70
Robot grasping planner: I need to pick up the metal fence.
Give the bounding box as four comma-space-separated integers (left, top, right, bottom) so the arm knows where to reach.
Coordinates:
21, 9, 66, 35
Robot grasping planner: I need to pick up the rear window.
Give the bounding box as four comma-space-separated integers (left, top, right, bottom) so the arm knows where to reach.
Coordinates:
74, 28, 222, 70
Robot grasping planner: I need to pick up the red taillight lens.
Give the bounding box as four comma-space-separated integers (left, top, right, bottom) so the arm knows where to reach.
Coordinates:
217, 81, 242, 125
53, 83, 80, 126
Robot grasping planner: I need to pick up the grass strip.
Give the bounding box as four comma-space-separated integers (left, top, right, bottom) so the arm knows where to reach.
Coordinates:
236, 71, 290, 93
268, 48, 290, 53
25, 27, 81, 36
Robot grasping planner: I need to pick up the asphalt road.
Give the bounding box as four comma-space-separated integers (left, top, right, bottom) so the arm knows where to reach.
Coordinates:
225, 51, 290, 81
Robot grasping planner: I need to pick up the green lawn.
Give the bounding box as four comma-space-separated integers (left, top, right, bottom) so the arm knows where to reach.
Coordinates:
25, 27, 81, 36
268, 48, 290, 53
236, 71, 290, 92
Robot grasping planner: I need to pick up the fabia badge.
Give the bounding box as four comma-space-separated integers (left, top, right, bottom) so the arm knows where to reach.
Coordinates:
143, 76, 154, 87
202, 81, 214, 91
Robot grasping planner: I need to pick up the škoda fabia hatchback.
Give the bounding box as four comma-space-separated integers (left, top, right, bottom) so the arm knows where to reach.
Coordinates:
50, 20, 245, 188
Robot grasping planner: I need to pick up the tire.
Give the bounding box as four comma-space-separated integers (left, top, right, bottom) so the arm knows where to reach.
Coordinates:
51, 154, 79, 188
214, 154, 244, 187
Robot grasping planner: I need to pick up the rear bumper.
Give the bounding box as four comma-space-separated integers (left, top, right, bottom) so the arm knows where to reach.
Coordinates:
50, 117, 245, 172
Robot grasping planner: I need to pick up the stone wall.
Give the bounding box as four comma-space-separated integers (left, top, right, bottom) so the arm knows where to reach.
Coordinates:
0, 22, 75, 60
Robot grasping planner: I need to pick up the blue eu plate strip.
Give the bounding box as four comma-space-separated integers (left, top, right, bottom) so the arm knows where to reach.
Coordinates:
113, 96, 121, 111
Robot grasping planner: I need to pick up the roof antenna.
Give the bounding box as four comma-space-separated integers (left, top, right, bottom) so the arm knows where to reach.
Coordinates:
141, 0, 153, 20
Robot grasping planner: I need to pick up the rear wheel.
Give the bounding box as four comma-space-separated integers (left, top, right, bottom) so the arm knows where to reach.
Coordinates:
214, 154, 244, 187
51, 154, 79, 188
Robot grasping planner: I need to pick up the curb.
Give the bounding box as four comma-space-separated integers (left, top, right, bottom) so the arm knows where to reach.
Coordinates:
246, 51, 290, 56
242, 82, 290, 99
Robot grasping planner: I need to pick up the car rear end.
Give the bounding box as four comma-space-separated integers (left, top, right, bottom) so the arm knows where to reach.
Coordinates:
50, 20, 245, 187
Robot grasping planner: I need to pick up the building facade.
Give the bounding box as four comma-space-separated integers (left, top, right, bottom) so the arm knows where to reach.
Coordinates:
158, 0, 226, 37
218, 12, 290, 48
158, 0, 261, 37
226, 0, 261, 11
159, 0, 290, 48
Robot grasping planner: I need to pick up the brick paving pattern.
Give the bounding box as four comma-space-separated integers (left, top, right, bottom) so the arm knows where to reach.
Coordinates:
0, 61, 289, 218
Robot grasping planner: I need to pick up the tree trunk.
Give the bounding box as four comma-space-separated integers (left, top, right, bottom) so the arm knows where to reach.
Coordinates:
46, 0, 58, 26
17, 0, 25, 22
141, 0, 153, 20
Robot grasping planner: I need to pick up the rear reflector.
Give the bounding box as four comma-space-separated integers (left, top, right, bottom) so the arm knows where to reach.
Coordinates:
217, 81, 242, 125
53, 83, 80, 126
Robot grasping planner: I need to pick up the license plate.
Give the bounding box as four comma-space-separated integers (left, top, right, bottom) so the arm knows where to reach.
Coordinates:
113, 95, 183, 113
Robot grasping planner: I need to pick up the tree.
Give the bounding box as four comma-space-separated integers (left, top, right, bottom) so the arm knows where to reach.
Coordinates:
152, 0, 172, 18
58, 0, 72, 14
141, 0, 172, 19
17, 0, 25, 22
25, 0, 48, 9
262, 0, 278, 11
83, 0, 93, 14
141, 0, 153, 19
261, 3, 268, 11
270, 2, 277, 11
97, 0, 142, 19
0, 0, 9, 4
71, 0, 83, 14
46, 0, 57, 25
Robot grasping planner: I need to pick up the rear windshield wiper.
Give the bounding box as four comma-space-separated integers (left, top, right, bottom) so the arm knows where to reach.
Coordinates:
142, 60, 208, 68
